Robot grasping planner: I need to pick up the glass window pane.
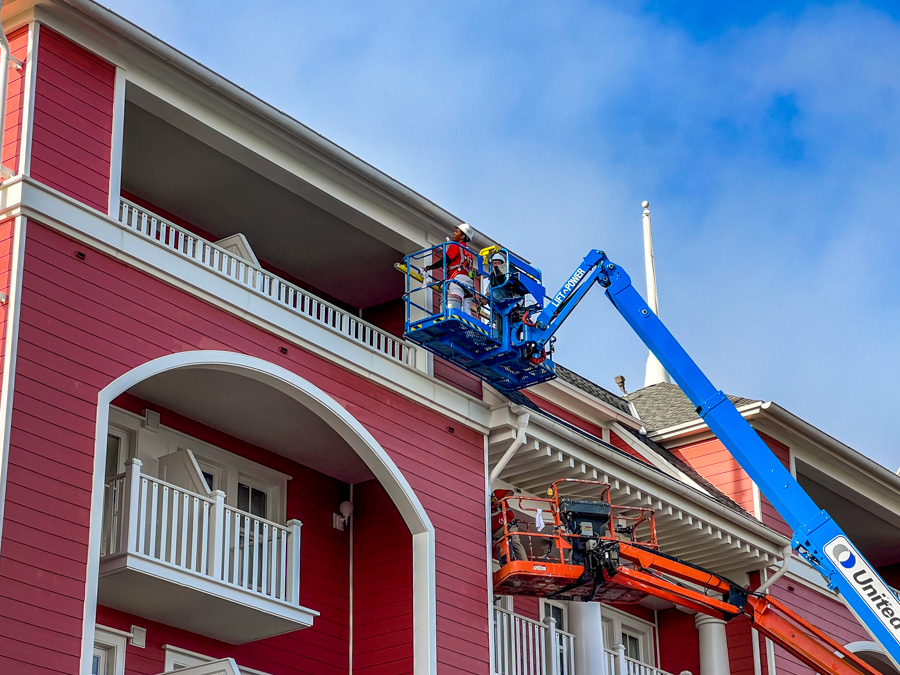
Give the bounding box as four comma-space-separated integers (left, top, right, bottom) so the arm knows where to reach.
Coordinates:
238, 483, 250, 512
624, 633, 641, 659
105, 435, 121, 478
251, 489, 267, 517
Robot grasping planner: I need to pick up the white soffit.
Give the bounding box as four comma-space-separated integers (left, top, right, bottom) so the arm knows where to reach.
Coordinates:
489, 424, 784, 577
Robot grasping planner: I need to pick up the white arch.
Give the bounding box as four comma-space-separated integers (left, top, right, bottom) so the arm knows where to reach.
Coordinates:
81, 350, 437, 674
845, 641, 900, 674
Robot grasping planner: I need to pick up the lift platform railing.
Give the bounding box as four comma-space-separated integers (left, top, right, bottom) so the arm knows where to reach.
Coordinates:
403, 242, 492, 331
402, 244, 557, 390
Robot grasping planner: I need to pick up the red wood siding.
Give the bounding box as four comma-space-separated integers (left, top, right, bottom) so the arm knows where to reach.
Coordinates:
657, 608, 699, 674
608, 430, 650, 464
433, 358, 483, 399
2, 27, 29, 173
360, 298, 405, 339
768, 576, 869, 674
109, 393, 352, 674
513, 595, 540, 622
726, 615, 758, 675
0, 220, 489, 674
670, 436, 756, 513
353, 479, 413, 674
758, 432, 792, 537
30, 26, 114, 212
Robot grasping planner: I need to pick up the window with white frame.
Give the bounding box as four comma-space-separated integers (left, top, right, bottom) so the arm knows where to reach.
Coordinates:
93, 626, 128, 675
540, 598, 568, 632
163, 645, 272, 675
601, 604, 656, 666
105, 427, 132, 479
108, 407, 289, 523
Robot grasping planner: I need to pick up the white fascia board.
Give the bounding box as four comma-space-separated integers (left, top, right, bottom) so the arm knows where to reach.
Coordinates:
517, 407, 785, 555
608, 420, 706, 492
531, 377, 642, 429
31, 0, 463, 249
0, 177, 492, 434
760, 401, 900, 497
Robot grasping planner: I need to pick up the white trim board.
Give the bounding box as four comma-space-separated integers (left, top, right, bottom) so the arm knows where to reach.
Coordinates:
0, 216, 27, 562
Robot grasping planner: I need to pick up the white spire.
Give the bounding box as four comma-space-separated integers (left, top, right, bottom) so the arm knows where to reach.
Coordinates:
642, 200, 672, 387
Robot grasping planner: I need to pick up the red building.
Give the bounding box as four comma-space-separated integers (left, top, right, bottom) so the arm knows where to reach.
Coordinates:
0, 2, 897, 674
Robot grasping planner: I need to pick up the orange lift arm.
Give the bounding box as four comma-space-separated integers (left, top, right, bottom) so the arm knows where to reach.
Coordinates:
615, 544, 881, 675
493, 484, 880, 675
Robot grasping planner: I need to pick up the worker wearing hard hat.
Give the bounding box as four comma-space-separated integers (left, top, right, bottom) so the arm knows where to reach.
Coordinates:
425, 222, 476, 316
491, 489, 528, 563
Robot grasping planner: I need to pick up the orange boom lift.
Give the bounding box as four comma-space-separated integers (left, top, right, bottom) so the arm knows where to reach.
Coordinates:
493, 480, 881, 675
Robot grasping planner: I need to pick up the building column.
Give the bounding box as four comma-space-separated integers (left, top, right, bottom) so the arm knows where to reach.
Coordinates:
569, 602, 607, 674
695, 614, 731, 675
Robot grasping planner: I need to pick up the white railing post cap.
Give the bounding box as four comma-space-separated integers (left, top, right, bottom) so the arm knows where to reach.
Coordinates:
125, 457, 143, 467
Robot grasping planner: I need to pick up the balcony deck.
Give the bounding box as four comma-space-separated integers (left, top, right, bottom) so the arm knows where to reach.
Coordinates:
99, 459, 317, 643
117, 197, 419, 370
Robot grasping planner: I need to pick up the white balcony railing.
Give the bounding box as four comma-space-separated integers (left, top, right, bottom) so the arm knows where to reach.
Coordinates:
102, 458, 301, 605
605, 647, 677, 675
493, 606, 575, 675
117, 198, 417, 368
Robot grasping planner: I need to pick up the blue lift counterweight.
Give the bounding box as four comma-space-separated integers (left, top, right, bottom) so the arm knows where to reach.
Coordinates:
401, 244, 900, 667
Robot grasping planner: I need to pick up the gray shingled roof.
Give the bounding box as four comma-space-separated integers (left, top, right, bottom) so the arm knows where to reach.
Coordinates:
628, 383, 759, 433
555, 364, 632, 415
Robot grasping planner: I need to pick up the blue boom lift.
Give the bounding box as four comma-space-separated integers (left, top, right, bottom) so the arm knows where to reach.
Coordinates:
402, 244, 900, 668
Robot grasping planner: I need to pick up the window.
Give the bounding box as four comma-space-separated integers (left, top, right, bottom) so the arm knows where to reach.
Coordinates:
238, 480, 268, 518
163, 645, 272, 675
493, 595, 514, 611
541, 599, 568, 632
622, 630, 642, 660
108, 407, 289, 523
93, 626, 128, 675
91, 647, 107, 675
106, 428, 131, 478
601, 605, 656, 667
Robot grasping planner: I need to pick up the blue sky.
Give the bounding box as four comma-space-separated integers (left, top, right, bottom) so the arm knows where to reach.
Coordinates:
103, 1, 900, 470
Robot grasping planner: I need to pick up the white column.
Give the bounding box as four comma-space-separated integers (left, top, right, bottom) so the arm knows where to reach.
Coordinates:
695, 614, 731, 675
569, 602, 607, 674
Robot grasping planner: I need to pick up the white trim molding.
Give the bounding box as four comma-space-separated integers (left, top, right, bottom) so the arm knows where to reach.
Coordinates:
17, 20, 37, 178
94, 624, 128, 675
82, 350, 437, 675
0, 215, 26, 561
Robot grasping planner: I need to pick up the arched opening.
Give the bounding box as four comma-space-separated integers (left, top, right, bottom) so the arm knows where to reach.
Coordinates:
82, 351, 436, 674
846, 642, 900, 674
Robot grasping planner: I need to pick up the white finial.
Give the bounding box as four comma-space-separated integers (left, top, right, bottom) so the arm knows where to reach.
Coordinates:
642, 200, 671, 387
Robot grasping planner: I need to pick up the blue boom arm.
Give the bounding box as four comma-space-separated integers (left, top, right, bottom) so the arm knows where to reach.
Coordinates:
530, 250, 900, 665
